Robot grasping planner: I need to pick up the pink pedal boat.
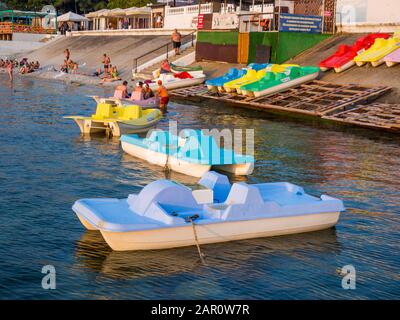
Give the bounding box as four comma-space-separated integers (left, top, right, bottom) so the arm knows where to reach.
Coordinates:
383, 48, 400, 67
91, 91, 160, 109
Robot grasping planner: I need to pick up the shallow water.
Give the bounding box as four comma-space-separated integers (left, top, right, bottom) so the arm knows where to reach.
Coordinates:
0, 76, 399, 299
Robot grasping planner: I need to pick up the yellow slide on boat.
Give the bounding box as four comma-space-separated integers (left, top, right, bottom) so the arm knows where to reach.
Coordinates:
265, 64, 299, 72
223, 69, 265, 93
64, 102, 162, 137
223, 64, 298, 94
354, 32, 400, 67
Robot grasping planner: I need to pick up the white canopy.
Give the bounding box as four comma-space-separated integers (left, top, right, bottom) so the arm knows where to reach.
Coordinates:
58, 11, 89, 23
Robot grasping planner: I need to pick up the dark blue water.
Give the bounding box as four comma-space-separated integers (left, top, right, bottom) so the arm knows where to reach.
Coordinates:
0, 75, 399, 299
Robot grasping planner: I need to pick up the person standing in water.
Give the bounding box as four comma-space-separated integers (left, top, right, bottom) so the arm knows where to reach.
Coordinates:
7, 60, 13, 81
157, 80, 169, 113
171, 29, 182, 55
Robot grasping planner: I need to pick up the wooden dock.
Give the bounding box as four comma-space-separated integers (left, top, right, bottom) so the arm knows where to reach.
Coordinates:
170, 81, 398, 132
323, 103, 400, 132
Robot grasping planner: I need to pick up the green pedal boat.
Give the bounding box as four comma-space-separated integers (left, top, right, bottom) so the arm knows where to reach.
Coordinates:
240, 66, 320, 98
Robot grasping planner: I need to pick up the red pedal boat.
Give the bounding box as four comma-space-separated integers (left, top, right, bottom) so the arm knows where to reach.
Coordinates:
319, 33, 390, 73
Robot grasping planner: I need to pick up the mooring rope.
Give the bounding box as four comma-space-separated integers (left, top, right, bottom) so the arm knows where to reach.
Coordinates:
188, 215, 206, 265
164, 154, 171, 173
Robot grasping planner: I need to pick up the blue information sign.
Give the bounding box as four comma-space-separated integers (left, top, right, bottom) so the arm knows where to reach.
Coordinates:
279, 13, 323, 34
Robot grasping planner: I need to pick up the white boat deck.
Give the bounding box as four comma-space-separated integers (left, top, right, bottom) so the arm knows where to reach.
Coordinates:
253, 183, 319, 206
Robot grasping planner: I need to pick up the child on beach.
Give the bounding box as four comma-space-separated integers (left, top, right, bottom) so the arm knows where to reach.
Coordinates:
156, 80, 169, 112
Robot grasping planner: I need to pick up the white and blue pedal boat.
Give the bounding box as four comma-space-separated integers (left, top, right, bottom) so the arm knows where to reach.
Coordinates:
72, 171, 345, 251
120, 129, 255, 177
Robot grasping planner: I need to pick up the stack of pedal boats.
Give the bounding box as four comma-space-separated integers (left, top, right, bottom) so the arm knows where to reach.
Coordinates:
319, 31, 400, 72
205, 63, 320, 98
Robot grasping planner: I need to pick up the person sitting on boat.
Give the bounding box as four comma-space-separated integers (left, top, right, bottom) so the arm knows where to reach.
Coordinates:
134, 81, 146, 96
156, 80, 169, 112
160, 59, 171, 74
143, 83, 154, 99
114, 81, 130, 99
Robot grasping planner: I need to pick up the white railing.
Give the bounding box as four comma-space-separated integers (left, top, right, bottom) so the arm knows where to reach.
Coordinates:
249, 4, 274, 13
220, 3, 236, 13
166, 4, 213, 16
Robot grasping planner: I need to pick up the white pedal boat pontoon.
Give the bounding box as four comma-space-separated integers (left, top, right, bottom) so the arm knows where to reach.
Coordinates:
72, 171, 345, 251
148, 72, 206, 91
120, 129, 254, 177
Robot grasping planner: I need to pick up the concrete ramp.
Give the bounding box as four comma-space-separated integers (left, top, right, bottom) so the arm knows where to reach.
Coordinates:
287, 33, 400, 103
21, 35, 171, 78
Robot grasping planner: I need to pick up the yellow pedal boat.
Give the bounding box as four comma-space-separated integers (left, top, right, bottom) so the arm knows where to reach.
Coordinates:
354, 32, 400, 67
64, 102, 162, 137
223, 64, 298, 94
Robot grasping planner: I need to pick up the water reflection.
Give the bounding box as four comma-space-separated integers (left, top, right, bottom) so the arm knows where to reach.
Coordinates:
1, 76, 399, 299
74, 229, 341, 280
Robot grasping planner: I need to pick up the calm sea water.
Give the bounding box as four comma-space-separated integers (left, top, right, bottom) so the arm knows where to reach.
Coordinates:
0, 76, 399, 299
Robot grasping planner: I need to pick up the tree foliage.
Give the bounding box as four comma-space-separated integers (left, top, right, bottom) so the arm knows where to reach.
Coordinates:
3, 0, 110, 13
107, 0, 153, 9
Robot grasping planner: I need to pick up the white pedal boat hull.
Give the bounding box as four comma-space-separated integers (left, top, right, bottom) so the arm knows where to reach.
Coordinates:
71, 118, 158, 136
121, 141, 253, 177
150, 75, 205, 91
371, 59, 384, 67
245, 72, 319, 98
385, 61, 398, 67
72, 171, 345, 251
91, 211, 340, 251
334, 60, 355, 73
355, 61, 366, 67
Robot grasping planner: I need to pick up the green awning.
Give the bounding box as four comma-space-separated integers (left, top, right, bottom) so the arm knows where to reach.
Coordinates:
0, 10, 52, 18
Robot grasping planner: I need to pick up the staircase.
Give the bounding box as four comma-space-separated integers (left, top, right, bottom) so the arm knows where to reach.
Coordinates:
132, 31, 197, 80
135, 46, 196, 79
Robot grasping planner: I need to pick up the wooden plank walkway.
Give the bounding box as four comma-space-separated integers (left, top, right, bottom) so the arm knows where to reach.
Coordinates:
323, 103, 400, 132
170, 81, 397, 132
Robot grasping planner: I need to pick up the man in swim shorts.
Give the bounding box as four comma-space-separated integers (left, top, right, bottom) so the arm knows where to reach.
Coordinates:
102, 53, 111, 77
171, 29, 182, 55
